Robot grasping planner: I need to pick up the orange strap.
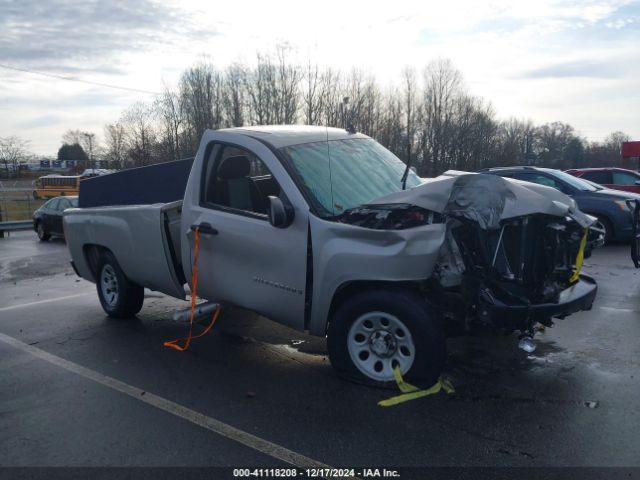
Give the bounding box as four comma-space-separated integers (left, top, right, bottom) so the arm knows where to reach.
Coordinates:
164, 227, 221, 351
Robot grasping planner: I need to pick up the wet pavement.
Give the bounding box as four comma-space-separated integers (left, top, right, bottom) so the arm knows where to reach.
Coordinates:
1, 231, 639, 474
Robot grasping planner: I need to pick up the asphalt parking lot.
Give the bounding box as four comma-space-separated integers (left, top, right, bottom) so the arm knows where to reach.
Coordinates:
1, 230, 640, 476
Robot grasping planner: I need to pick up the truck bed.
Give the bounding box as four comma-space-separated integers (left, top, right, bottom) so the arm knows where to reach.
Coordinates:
64, 201, 186, 299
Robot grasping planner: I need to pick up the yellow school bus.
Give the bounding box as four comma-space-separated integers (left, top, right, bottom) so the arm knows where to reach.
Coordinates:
33, 175, 82, 199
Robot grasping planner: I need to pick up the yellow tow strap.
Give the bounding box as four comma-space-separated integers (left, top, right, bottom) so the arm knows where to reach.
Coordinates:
569, 228, 588, 284
378, 366, 455, 407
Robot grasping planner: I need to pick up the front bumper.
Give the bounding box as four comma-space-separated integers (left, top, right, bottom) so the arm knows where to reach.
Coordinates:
480, 274, 597, 329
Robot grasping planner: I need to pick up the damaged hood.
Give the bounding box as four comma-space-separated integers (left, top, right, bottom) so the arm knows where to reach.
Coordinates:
369, 170, 593, 230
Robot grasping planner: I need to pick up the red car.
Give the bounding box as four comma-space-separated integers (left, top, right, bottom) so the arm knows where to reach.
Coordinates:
566, 167, 640, 194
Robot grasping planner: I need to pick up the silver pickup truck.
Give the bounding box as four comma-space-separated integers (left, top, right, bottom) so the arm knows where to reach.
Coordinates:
64, 126, 597, 386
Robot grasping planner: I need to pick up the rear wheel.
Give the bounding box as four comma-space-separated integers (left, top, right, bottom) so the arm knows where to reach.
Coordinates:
36, 221, 50, 242
96, 251, 144, 318
327, 289, 446, 387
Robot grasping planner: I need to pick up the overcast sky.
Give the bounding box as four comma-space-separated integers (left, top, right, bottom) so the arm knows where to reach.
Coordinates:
1, 0, 639, 155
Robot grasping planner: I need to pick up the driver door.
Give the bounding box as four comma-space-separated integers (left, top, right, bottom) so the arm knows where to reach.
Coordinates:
181, 136, 310, 331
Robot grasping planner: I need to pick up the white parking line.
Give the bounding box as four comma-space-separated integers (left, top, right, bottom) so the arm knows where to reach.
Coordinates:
0, 331, 334, 471
597, 305, 638, 313
0, 293, 93, 312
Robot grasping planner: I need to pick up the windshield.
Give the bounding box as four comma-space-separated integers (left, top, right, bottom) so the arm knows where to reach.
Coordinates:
280, 138, 422, 216
581, 179, 604, 190
541, 168, 598, 192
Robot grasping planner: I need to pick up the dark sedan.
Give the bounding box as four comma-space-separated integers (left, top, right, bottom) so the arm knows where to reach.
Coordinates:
479, 166, 640, 243
33, 196, 78, 241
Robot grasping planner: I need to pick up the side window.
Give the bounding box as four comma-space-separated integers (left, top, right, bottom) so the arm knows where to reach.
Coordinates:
201, 144, 281, 216
58, 199, 70, 211
47, 198, 61, 210
515, 173, 562, 190
612, 171, 639, 186
582, 171, 611, 184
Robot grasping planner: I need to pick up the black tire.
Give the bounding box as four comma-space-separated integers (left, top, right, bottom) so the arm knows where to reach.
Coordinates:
96, 251, 144, 318
36, 221, 50, 242
32, 191, 39, 200
595, 215, 613, 244
327, 288, 446, 387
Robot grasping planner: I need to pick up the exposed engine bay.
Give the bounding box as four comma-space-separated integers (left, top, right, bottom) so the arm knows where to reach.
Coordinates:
338, 172, 599, 344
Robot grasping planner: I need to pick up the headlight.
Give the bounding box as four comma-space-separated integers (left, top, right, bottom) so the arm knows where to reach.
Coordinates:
614, 200, 630, 211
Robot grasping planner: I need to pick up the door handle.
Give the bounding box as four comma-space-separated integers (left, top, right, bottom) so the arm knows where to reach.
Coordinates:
191, 222, 218, 235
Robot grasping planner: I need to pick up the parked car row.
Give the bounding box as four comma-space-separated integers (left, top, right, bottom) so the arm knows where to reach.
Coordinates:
479, 166, 640, 243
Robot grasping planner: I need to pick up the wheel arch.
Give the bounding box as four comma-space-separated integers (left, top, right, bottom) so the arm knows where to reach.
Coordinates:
584, 211, 615, 238
325, 280, 424, 334
82, 244, 112, 282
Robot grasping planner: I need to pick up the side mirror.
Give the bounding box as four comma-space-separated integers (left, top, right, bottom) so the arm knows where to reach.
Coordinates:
268, 196, 294, 228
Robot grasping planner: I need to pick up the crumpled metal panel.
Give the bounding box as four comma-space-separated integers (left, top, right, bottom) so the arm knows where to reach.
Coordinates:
368, 171, 593, 230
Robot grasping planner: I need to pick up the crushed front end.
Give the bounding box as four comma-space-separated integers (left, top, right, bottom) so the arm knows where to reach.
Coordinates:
356, 172, 599, 343
435, 214, 597, 337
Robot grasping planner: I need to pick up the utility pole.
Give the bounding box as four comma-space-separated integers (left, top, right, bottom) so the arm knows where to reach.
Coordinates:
84, 133, 96, 171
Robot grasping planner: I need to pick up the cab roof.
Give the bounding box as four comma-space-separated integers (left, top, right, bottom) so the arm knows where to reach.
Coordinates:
217, 125, 370, 149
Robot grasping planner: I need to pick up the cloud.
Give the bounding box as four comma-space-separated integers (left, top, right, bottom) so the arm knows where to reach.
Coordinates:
15, 115, 64, 129
517, 60, 622, 79
0, 0, 218, 74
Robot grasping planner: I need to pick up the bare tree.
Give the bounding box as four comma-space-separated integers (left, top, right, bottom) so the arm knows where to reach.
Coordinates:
533, 122, 578, 169
418, 59, 464, 175
180, 63, 223, 153
302, 61, 325, 125
223, 63, 247, 127
376, 89, 405, 162
62, 129, 85, 146
246, 53, 276, 125
402, 67, 418, 166
0, 136, 30, 177
275, 44, 301, 124
156, 87, 185, 160
62, 129, 97, 156
121, 101, 157, 167
104, 123, 127, 169
319, 68, 342, 127
584, 131, 631, 168
103, 55, 637, 176
494, 118, 535, 167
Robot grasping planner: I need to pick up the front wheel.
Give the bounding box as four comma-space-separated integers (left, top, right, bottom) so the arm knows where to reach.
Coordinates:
96, 251, 144, 318
36, 221, 50, 242
594, 216, 613, 244
327, 289, 446, 387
